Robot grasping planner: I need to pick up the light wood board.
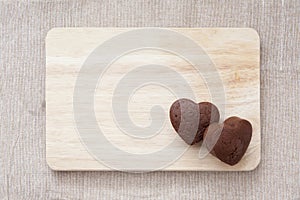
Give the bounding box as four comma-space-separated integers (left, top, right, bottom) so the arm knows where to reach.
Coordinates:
46, 28, 260, 171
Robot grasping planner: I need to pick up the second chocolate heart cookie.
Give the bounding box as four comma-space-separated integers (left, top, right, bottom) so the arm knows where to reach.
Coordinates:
203, 116, 252, 165
169, 98, 220, 145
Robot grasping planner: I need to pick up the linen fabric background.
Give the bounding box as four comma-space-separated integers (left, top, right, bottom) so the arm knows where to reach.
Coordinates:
0, 0, 299, 199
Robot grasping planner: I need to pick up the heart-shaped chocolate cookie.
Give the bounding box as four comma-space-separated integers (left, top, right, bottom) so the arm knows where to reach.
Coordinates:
203, 116, 252, 165
169, 98, 220, 145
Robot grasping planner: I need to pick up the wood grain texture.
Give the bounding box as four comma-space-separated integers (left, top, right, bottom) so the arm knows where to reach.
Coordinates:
46, 28, 260, 171
0, 0, 299, 199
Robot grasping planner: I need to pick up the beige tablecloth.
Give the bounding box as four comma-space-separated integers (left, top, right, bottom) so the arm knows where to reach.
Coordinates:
0, 1, 299, 199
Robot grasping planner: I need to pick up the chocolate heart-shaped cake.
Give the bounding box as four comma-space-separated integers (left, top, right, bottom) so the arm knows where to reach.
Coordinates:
203, 116, 252, 165
169, 98, 220, 145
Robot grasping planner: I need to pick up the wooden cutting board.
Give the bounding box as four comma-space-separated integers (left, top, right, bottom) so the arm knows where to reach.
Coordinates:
46, 28, 260, 171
